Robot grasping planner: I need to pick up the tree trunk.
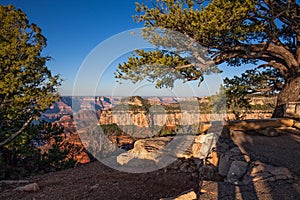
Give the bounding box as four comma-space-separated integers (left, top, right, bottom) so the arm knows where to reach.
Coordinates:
272, 76, 300, 118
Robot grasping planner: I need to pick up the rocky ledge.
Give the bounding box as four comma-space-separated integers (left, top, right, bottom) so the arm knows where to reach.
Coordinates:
115, 124, 300, 197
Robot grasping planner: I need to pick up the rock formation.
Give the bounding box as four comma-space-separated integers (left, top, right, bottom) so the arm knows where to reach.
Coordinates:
39, 95, 281, 166
99, 109, 273, 128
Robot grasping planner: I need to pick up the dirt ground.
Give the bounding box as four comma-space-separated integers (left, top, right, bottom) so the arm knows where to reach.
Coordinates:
1, 132, 300, 200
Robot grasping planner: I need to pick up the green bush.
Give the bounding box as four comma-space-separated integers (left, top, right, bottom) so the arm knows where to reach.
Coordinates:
100, 123, 123, 137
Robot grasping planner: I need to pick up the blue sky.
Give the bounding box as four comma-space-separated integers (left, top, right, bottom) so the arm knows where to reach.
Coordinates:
2, 0, 253, 97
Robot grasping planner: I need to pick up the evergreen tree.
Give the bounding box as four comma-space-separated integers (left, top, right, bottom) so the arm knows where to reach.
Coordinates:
0, 5, 78, 178
116, 0, 300, 117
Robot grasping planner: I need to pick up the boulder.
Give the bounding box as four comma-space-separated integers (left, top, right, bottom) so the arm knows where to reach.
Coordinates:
227, 161, 248, 184
192, 143, 202, 158
16, 183, 40, 192
121, 137, 172, 163
215, 142, 230, 154
161, 189, 197, 200
173, 136, 195, 159
218, 146, 250, 178
228, 147, 243, 157
199, 133, 219, 159
117, 152, 135, 165
218, 154, 231, 176
194, 135, 205, 143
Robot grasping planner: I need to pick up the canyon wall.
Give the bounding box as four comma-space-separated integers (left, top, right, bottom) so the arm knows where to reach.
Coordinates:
99, 109, 273, 127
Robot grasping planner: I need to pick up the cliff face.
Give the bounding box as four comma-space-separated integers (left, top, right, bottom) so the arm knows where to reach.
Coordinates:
99, 109, 272, 127
55, 115, 90, 164
42, 96, 276, 124
97, 96, 275, 127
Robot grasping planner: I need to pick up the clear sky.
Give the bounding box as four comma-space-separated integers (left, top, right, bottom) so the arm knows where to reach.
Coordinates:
1, 0, 254, 97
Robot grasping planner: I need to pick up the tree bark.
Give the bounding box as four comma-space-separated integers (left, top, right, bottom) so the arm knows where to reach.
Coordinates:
272, 76, 300, 117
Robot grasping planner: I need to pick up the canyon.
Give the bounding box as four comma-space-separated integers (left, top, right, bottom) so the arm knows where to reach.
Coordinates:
41, 95, 276, 164
43, 95, 275, 126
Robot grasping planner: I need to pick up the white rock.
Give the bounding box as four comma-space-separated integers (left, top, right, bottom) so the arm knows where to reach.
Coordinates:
117, 152, 135, 165
194, 135, 205, 143
161, 189, 197, 200
199, 133, 219, 159
16, 183, 40, 192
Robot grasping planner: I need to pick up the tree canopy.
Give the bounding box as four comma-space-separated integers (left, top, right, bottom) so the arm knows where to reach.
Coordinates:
116, 0, 300, 117
0, 5, 80, 179
0, 5, 61, 147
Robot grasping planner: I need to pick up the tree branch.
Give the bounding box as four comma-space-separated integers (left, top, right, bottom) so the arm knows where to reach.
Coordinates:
0, 116, 33, 148
214, 42, 297, 70
175, 61, 215, 70
175, 63, 194, 69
